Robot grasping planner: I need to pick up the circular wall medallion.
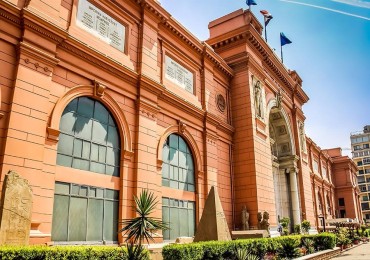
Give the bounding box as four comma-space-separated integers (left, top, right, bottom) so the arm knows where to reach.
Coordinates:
216, 94, 226, 113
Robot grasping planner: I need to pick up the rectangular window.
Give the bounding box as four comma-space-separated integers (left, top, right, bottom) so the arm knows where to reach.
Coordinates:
162, 197, 195, 241
363, 157, 370, 165
362, 203, 370, 211
313, 160, 319, 173
366, 169, 370, 174
359, 170, 364, 175
354, 145, 361, 151
52, 182, 118, 243
338, 198, 345, 206
364, 144, 370, 149
361, 186, 367, 192
340, 210, 346, 218
322, 167, 327, 178
358, 176, 365, 183
358, 161, 363, 166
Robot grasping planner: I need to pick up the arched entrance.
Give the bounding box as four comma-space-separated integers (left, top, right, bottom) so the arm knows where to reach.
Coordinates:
268, 107, 301, 230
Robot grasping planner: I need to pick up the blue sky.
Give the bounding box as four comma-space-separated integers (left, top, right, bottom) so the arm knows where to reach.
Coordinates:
161, 0, 370, 156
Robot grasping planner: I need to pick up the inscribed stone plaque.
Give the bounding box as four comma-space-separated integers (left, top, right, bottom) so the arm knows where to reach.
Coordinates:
0, 171, 33, 245
76, 0, 125, 51
165, 55, 194, 93
193, 186, 231, 242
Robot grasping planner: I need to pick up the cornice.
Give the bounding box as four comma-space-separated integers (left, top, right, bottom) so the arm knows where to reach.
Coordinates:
139, 74, 165, 96
0, 1, 21, 25
22, 8, 67, 44
217, 120, 235, 136
159, 90, 204, 122
137, 98, 160, 121
203, 43, 233, 78
18, 42, 59, 68
161, 15, 203, 53
59, 38, 138, 85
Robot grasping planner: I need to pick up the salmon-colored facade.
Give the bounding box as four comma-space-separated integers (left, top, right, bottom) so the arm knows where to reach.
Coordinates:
0, 0, 361, 244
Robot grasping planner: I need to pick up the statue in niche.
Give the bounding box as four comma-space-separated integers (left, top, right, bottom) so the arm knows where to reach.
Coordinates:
257, 211, 270, 231
241, 205, 250, 230
254, 80, 264, 119
299, 122, 307, 153
276, 89, 283, 109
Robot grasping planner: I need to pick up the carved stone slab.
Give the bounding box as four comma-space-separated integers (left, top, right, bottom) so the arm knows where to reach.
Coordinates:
231, 230, 269, 240
0, 171, 33, 245
193, 186, 231, 242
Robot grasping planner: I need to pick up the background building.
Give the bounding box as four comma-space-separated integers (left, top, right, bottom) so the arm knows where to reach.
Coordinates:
0, 0, 362, 244
351, 125, 370, 223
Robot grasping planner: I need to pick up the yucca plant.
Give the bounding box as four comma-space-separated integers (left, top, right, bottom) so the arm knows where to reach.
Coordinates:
276, 237, 302, 259
301, 238, 315, 255
235, 247, 259, 260
119, 189, 168, 260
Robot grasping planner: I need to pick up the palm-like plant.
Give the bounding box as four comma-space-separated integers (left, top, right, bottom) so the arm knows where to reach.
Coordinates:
119, 189, 168, 259
120, 189, 168, 244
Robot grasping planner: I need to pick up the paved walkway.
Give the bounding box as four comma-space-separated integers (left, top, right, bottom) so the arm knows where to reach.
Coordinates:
332, 242, 370, 259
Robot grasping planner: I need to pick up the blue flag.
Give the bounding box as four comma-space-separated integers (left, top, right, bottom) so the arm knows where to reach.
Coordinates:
247, 0, 257, 6
280, 32, 292, 46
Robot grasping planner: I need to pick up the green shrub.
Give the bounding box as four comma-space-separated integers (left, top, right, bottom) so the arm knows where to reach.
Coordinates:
314, 232, 336, 250
0, 246, 147, 260
294, 224, 301, 234
301, 220, 311, 234
276, 237, 302, 259
162, 234, 335, 260
280, 217, 290, 229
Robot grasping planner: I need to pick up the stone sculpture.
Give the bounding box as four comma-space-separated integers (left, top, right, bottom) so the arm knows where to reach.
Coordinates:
254, 80, 263, 118
0, 171, 33, 245
257, 211, 270, 231
241, 205, 250, 230
193, 186, 231, 242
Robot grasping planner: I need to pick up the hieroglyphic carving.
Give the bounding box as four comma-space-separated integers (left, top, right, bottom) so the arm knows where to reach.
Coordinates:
0, 171, 33, 245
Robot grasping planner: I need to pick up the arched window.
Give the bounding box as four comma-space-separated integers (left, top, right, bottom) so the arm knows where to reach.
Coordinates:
56, 97, 120, 176
52, 97, 120, 243
161, 134, 195, 241
161, 134, 194, 191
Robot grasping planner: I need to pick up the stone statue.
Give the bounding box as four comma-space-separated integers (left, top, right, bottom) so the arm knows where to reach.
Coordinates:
299, 122, 307, 153
257, 212, 263, 229
254, 80, 263, 119
241, 206, 249, 230
276, 89, 283, 109
257, 211, 270, 231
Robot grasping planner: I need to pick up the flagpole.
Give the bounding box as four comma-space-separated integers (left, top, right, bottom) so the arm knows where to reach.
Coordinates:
264, 20, 267, 42
281, 44, 283, 63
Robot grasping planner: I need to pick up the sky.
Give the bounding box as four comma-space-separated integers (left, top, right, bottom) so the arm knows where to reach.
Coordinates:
160, 0, 370, 157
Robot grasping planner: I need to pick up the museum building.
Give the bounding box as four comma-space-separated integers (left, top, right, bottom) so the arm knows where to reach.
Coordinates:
0, 0, 362, 244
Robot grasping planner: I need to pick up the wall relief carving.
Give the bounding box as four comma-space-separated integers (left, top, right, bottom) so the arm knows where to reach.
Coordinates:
0, 171, 33, 245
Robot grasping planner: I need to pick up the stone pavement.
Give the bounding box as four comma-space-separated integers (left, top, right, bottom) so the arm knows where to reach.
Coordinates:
332, 242, 370, 259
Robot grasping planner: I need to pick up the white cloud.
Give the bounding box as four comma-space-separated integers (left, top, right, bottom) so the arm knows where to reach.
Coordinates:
331, 0, 370, 9
280, 0, 370, 21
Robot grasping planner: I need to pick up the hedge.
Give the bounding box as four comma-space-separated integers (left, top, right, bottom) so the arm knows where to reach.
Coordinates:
0, 245, 150, 260
162, 233, 336, 260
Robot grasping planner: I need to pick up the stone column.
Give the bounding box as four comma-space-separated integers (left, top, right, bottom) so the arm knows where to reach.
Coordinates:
289, 168, 301, 226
